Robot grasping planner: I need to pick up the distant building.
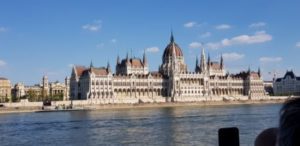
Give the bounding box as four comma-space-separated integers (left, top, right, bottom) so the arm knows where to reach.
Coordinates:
273, 70, 300, 96
0, 77, 11, 102
263, 81, 274, 95
12, 76, 70, 100
70, 33, 266, 102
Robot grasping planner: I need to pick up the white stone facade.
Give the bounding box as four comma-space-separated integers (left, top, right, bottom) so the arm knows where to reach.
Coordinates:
12, 76, 70, 100
70, 34, 266, 102
273, 71, 300, 96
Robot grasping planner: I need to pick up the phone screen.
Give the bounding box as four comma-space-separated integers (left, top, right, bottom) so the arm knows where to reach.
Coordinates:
218, 127, 239, 146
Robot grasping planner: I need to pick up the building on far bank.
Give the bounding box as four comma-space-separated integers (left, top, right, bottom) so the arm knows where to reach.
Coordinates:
12, 76, 70, 101
0, 77, 11, 102
273, 70, 300, 96
263, 81, 274, 95
70, 33, 266, 102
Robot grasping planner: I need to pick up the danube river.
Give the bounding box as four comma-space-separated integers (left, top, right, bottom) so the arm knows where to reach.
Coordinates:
0, 103, 281, 146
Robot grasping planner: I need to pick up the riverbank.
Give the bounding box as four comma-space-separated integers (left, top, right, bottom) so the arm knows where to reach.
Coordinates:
0, 99, 286, 114
87, 99, 286, 110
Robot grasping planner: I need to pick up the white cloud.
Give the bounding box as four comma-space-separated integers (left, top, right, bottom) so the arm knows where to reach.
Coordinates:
249, 22, 266, 28
203, 31, 272, 49
296, 42, 300, 48
184, 21, 198, 28
145, 47, 159, 53
189, 42, 203, 49
82, 20, 101, 32
200, 32, 211, 38
0, 27, 7, 32
111, 39, 117, 43
184, 21, 204, 28
222, 52, 245, 61
216, 24, 231, 30
259, 57, 282, 63
0, 60, 6, 66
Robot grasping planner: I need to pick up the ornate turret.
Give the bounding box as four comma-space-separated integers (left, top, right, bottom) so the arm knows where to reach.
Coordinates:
126, 52, 130, 64
90, 60, 94, 68
117, 55, 120, 65
195, 56, 199, 72
107, 62, 111, 73
200, 48, 207, 73
42, 75, 49, 88
207, 53, 211, 70
65, 76, 69, 86
162, 32, 184, 63
160, 31, 187, 76
220, 54, 224, 69
248, 66, 251, 74
143, 50, 147, 66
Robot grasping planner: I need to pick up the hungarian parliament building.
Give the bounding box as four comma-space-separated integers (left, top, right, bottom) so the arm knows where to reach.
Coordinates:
70, 34, 265, 102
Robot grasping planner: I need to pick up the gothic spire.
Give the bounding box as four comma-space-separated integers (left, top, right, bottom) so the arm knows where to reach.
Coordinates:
195, 56, 199, 72
117, 55, 120, 65
170, 30, 174, 43
248, 66, 251, 74
126, 52, 129, 63
258, 67, 261, 77
107, 62, 111, 73
220, 54, 224, 69
207, 53, 211, 70
200, 48, 207, 73
90, 60, 94, 68
143, 50, 147, 66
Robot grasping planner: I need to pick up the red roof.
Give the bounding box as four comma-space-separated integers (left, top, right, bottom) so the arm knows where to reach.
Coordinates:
91, 68, 108, 76
209, 62, 221, 70
131, 58, 143, 67
163, 42, 183, 59
74, 66, 87, 77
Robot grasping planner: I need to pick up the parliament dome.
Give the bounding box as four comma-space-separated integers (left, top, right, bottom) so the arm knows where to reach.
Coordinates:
162, 33, 183, 60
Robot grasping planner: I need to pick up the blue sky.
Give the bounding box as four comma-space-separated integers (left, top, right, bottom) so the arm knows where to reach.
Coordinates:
0, 0, 300, 85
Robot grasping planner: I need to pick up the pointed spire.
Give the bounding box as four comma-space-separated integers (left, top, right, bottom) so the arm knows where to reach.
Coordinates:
170, 30, 174, 43
117, 55, 120, 65
220, 54, 224, 69
143, 49, 147, 66
207, 53, 210, 64
258, 67, 261, 77
126, 52, 129, 63
248, 66, 251, 74
107, 62, 111, 73
90, 60, 94, 68
200, 48, 207, 73
195, 56, 199, 72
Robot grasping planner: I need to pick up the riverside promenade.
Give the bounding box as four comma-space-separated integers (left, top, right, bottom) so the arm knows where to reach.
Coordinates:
0, 96, 290, 114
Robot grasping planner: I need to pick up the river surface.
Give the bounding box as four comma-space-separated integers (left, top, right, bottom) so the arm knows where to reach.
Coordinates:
0, 103, 282, 146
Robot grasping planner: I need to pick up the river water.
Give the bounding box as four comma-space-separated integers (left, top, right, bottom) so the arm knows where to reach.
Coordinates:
0, 103, 282, 146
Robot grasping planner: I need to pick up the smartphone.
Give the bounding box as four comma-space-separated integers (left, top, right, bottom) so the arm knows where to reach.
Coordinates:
218, 127, 240, 146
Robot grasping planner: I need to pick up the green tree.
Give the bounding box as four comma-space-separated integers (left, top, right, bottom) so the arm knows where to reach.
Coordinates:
27, 89, 38, 102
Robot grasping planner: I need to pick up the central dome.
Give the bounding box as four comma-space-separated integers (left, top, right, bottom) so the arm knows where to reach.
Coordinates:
162, 33, 183, 59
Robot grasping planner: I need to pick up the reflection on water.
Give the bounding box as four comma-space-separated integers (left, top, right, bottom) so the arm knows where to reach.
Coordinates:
0, 104, 281, 146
